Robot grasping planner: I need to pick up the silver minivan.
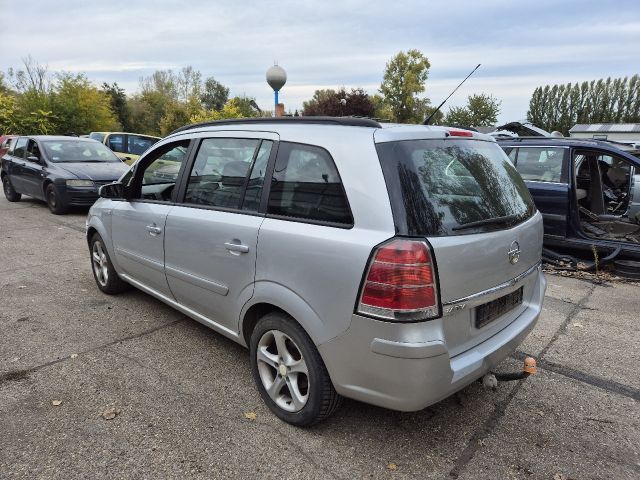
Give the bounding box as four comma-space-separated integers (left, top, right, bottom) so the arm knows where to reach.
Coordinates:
87, 117, 546, 426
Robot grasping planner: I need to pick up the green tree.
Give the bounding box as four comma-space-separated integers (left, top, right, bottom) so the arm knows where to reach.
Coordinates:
444, 94, 501, 127
102, 82, 130, 130
200, 77, 229, 111
51, 73, 119, 134
379, 49, 431, 123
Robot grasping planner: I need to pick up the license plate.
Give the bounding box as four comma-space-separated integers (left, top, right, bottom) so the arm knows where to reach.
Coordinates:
475, 287, 523, 329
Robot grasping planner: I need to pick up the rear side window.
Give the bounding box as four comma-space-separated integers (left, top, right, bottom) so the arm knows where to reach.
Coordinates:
512, 147, 566, 183
267, 142, 353, 226
376, 139, 536, 236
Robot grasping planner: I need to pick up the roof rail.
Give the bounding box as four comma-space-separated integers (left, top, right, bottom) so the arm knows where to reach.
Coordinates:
169, 116, 382, 135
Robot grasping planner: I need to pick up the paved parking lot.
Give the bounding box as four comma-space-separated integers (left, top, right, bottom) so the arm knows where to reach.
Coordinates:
1, 196, 639, 480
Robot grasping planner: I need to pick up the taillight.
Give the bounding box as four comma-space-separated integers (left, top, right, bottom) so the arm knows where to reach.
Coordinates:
357, 238, 440, 321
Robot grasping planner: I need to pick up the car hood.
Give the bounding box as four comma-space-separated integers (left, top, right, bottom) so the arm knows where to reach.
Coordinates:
56, 162, 128, 181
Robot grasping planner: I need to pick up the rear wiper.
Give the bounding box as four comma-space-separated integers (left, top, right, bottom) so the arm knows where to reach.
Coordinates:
451, 214, 520, 232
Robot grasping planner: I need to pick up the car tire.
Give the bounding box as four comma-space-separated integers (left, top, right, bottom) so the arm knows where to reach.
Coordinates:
2, 175, 21, 202
250, 311, 342, 426
89, 233, 130, 294
46, 184, 69, 215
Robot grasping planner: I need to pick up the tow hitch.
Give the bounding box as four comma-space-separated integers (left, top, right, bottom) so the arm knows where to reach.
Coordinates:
481, 357, 537, 389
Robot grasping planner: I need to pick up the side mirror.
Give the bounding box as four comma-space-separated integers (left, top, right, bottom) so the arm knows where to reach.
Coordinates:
99, 182, 125, 199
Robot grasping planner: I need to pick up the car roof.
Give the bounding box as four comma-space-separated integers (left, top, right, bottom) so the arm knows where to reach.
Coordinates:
166, 117, 495, 143
22, 135, 100, 142
90, 131, 161, 138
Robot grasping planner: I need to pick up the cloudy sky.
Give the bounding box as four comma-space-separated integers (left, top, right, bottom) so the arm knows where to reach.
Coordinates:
1, 0, 639, 123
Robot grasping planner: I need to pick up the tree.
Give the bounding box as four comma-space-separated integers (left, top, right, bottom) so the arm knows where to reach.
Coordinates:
102, 82, 129, 130
200, 77, 229, 111
227, 95, 262, 117
302, 88, 375, 117
379, 50, 431, 123
444, 93, 501, 127
51, 73, 119, 134
527, 75, 640, 135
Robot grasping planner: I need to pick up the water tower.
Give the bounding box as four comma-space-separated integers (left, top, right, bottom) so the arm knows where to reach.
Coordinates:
266, 63, 287, 113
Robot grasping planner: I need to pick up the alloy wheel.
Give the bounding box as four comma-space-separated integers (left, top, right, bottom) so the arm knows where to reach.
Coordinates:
91, 241, 109, 287
256, 329, 309, 412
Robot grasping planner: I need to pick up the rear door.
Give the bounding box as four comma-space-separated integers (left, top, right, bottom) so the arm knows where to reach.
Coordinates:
163, 133, 277, 332
508, 146, 569, 238
110, 139, 191, 297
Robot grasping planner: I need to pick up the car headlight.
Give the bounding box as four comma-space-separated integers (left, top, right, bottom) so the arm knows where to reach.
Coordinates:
66, 179, 94, 187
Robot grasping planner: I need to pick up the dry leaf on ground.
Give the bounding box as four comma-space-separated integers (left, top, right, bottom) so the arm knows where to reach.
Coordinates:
101, 407, 121, 420
51, 400, 62, 406
244, 412, 257, 421
387, 463, 397, 471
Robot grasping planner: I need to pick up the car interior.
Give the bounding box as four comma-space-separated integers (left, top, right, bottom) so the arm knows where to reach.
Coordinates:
574, 150, 639, 243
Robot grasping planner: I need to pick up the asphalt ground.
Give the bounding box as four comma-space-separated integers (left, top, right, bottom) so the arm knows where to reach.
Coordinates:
0, 195, 638, 479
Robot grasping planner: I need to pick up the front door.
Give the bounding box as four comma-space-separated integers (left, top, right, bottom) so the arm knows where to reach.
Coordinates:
22, 139, 46, 199
111, 139, 192, 297
164, 135, 276, 331
510, 146, 569, 238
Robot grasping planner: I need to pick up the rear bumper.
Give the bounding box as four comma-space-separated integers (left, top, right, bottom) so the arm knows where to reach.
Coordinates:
318, 268, 546, 411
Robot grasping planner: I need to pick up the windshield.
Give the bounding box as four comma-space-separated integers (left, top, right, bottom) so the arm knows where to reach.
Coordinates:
42, 140, 121, 163
376, 139, 536, 236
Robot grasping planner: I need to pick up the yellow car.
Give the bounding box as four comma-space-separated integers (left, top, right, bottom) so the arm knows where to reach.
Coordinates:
89, 132, 160, 164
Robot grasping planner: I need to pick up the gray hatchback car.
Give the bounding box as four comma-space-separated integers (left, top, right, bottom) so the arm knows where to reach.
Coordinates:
87, 117, 546, 426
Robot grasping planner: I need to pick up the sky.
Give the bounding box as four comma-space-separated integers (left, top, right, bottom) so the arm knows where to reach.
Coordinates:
1, 0, 639, 123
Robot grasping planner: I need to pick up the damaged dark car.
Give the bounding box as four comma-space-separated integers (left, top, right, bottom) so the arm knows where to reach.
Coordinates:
498, 137, 640, 276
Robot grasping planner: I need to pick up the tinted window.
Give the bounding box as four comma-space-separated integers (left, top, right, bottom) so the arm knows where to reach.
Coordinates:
376, 139, 536, 236
184, 138, 259, 209
107, 134, 125, 153
13, 138, 28, 158
41, 140, 120, 163
128, 135, 157, 156
242, 140, 273, 212
268, 142, 352, 225
513, 147, 565, 183
89, 132, 105, 142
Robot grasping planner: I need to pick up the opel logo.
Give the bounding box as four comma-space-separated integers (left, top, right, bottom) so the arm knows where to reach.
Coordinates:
508, 241, 521, 265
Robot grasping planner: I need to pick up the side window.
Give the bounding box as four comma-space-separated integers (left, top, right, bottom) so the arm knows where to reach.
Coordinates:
513, 147, 565, 183
242, 140, 273, 212
184, 138, 259, 209
128, 135, 156, 156
267, 142, 353, 225
13, 138, 28, 158
107, 134, 125, 153
26, 140, 41, 161
129, 140, 190, 201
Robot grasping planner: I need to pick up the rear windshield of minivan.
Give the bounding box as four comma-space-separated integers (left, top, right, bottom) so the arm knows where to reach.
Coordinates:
376, 139, 536, 236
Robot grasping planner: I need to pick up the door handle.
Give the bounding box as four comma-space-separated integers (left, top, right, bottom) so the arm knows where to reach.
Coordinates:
146, 224, 162, 236
224, 242, 249, 253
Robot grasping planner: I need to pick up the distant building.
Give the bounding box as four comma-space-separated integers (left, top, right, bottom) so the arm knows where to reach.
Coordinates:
569, 123, 640, 144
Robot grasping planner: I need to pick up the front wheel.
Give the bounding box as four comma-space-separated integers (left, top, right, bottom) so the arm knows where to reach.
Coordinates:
46, 184, 68, 215
250, 312, 342, 426
2, 175, 21, 202
90, 233, 129, 294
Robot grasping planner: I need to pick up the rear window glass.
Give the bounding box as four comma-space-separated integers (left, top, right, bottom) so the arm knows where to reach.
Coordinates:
376, 139, 536, 236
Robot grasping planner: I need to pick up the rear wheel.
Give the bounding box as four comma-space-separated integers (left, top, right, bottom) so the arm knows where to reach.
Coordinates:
250, 312, 342, 426
46, 184, 68, 215
2, 175, 21, 202
90, 233, 129, 294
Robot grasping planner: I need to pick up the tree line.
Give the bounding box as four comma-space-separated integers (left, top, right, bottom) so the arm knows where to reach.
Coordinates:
0, 51, 504, 137
527, 75, 640, 135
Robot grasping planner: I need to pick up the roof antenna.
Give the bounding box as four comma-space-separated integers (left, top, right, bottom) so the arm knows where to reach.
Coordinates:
423, 64, 481, 125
